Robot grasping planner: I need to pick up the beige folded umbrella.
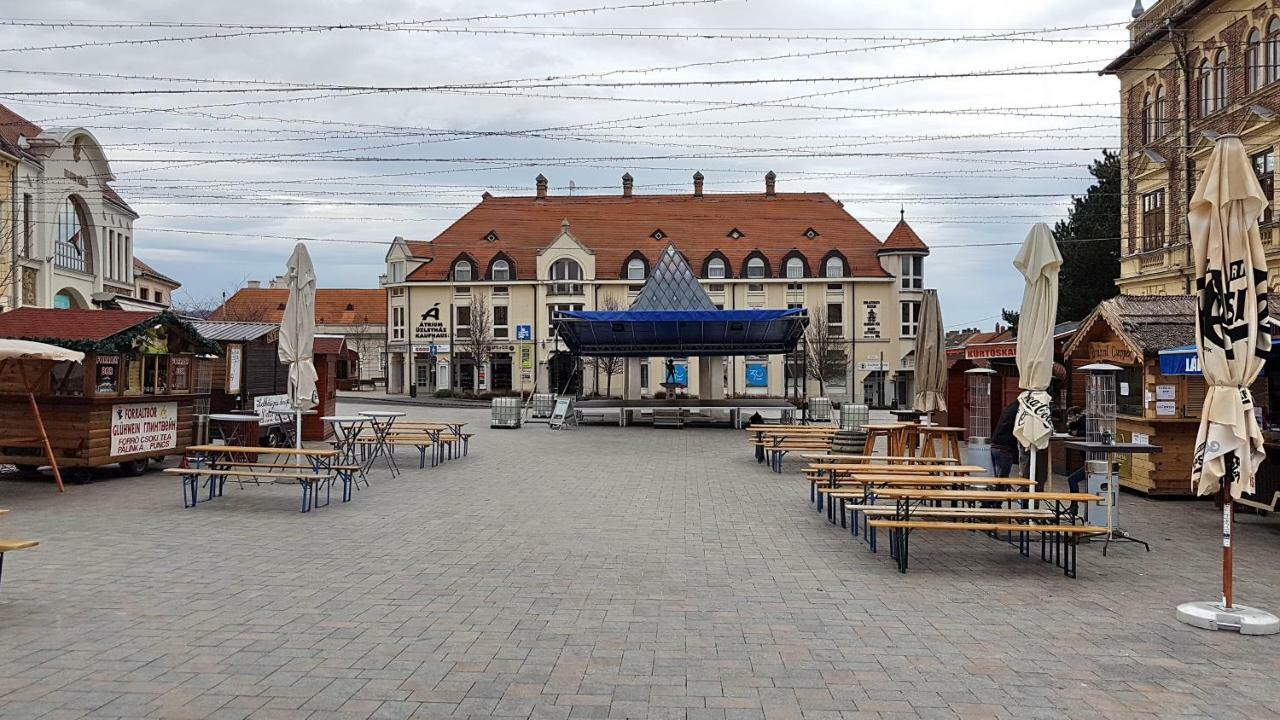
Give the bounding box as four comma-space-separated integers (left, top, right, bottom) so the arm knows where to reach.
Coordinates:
1177, 135, 1277, 633
1012, 223, 1063, 486
278, 243, 319, 453
911, 289, 946, 417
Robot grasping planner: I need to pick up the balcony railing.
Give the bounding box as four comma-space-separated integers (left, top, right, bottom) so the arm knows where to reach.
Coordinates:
547, 282, 584, 296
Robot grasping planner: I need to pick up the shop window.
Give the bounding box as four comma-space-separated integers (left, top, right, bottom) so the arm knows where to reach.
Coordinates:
1254, 149, 1274, 224
171, 356, 191, 392
1141, 189, 1165, 252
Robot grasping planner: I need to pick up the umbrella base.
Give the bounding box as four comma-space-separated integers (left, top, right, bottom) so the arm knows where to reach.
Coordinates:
1177, 601, 1280, 635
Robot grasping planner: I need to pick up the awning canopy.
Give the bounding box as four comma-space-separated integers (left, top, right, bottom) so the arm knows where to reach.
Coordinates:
553, 309, 809, 357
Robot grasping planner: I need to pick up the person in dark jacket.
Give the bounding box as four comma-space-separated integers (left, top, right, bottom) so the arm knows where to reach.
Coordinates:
990, 401, 1020, 478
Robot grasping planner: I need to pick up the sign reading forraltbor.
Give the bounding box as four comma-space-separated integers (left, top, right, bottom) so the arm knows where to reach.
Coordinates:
110, 402, 178, 456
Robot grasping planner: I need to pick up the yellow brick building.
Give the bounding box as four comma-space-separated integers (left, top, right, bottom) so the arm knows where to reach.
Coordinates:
1105, 0, 1280, 295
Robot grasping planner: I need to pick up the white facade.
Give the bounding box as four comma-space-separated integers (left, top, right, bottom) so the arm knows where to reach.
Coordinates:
8, 127, 139, 311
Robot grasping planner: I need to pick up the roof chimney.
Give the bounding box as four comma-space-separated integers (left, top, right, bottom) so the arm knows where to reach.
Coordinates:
246, 280, 261, 289
622, 173, 633, 198
765, 170, 776, 197
693, 171, 704, 197
536, 173, 548, 200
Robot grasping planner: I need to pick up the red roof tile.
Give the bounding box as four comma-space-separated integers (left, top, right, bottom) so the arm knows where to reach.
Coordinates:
210, 288, 386, 325
0, 308, 157, 342
0, 103, 41, 160
879, 219, 929, 254
404, 192, 891, 281
132, 257, 179, 287
313, 336, 347, 355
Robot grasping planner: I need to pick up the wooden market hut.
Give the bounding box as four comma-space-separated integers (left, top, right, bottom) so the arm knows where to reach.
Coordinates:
1061, 295, 1212, 496
0, 309, 218, 478
188, 322, 345, 443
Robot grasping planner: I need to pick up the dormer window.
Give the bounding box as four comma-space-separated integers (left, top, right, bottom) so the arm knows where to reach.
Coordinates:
804, 227, 819, 239
484, 230, 499, 243
650, 229, 666, 241
453, 259, 474, 282
728, 228, 743, 240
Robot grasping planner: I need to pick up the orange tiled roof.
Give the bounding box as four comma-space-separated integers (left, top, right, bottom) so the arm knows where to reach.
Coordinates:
0, 103, 41, 160
132, 257, 179, 287
879, 218, 929, 254
210, 288, 386, 325
404, 191, 893, 281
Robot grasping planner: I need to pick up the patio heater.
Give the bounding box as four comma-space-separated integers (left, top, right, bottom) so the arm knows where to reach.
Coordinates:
965, 367, 996, 472
1082, 363, 1121, 524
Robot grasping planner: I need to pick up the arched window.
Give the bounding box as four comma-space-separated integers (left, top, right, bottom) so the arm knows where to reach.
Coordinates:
706, 257, 727, 279
491, 258, 510, 281
784, 256, 805, 279
1214, 49, 1228, 111
824, 255, 845, 278
746, 256, 766, 279
452, 259, 473, 282
550, 258, 583, 281
1268, 17, 1280, 84
1198, 58, 1213, 117
1141, 92, 1154, 143
1249, 29, 1263, 92
626, 258, 646, 281
1154, 85, 1166, 137
53, 289, 84, 309
54, 197, 91, 273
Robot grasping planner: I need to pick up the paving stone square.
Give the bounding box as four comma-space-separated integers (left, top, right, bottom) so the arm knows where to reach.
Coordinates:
3, 401, 1280, 719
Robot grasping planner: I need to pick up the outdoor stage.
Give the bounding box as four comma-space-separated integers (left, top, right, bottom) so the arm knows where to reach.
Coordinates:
573, 397, 799, 428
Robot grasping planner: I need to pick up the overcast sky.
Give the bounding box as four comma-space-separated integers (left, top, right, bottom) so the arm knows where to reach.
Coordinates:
0, 0, 1132, 326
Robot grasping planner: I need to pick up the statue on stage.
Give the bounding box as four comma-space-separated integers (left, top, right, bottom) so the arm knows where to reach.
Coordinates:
660, 357, 687, 397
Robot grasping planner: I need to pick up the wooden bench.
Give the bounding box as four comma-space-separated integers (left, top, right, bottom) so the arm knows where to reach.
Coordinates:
0, 539, 38, 590
164, 467, 337, 512
866, 519, 1104, 577
801, 454, 959, 465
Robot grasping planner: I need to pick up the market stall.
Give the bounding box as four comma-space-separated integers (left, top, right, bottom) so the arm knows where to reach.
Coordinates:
1063, 295, 1201, 496
0, 309, 217, 480
189, 321, 342, 444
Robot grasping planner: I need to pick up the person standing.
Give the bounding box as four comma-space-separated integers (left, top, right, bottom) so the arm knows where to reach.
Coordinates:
990, 400, 1020, 480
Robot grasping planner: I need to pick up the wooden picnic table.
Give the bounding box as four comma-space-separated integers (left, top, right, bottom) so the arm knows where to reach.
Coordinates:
800, 454, 958, 464
172, 445, 347, 511
807, 463, 985, 475
861, 423, 907, 455
861, 488, 1104, 577
916, 425, 965, 459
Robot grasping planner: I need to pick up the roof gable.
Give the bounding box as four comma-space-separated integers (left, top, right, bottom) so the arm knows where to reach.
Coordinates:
879, 218, 929, 254
210, 288, 386, 325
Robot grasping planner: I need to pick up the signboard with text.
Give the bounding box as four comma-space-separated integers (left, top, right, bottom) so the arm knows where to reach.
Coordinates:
515, 325, 533, 341
110, 402, 178, 457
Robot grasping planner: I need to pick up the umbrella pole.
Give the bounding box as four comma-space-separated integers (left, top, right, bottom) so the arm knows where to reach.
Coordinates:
30, 392, 64, 493
1222, 474, 1234, 610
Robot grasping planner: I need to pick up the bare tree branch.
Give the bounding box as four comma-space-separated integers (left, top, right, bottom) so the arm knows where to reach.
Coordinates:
803, 306, 848, 397
585, 294, 625, 397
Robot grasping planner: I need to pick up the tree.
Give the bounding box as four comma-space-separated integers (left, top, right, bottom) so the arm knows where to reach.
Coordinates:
585, 295, 625, 397
461, 292, 495, 393
344, 315, 386, 389
1000, 308, 1020, 337
803, 305, 848, 396
1055, 150, 1121, 322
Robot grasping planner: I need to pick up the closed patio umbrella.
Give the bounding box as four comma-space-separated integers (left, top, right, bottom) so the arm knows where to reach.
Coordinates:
1177, 136, 1278, 634
911, 289, 946, 419
0, 339, 85, 492
278, 243, 318, 454
1012, 223, 1063, 492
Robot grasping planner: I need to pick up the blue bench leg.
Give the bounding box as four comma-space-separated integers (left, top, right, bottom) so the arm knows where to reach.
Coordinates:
300, 482, 311, 513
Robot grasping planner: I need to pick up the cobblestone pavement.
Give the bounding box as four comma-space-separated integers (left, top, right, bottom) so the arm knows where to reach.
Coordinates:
3, 403, 1280, 720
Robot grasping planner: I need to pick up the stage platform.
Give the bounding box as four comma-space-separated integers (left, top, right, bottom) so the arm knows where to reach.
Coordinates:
572, 398, 801, 428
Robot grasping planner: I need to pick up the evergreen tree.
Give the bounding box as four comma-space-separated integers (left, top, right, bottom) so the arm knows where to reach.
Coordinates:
1054, 151, 1121, 322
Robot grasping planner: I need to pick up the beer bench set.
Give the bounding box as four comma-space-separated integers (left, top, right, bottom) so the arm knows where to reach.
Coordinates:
165, 445, 358, 513
746, 425, 836, 472
802, 455, 1105, 578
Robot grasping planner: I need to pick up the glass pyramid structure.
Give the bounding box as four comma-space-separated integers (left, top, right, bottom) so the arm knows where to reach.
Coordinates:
629, 244, 717, 312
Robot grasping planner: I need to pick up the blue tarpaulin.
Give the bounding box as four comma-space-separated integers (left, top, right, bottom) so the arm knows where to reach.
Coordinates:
552, 308, 809, 357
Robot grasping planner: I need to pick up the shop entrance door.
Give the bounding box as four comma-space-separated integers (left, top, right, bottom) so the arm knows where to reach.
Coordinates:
491, 355, 513, 392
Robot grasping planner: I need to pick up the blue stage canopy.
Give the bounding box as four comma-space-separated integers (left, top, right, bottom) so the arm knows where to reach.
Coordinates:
1159, 338, 1280, 376
552, 308, 809, 357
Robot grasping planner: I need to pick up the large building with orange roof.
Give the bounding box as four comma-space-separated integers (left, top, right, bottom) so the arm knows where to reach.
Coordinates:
383, 172, 932, 403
